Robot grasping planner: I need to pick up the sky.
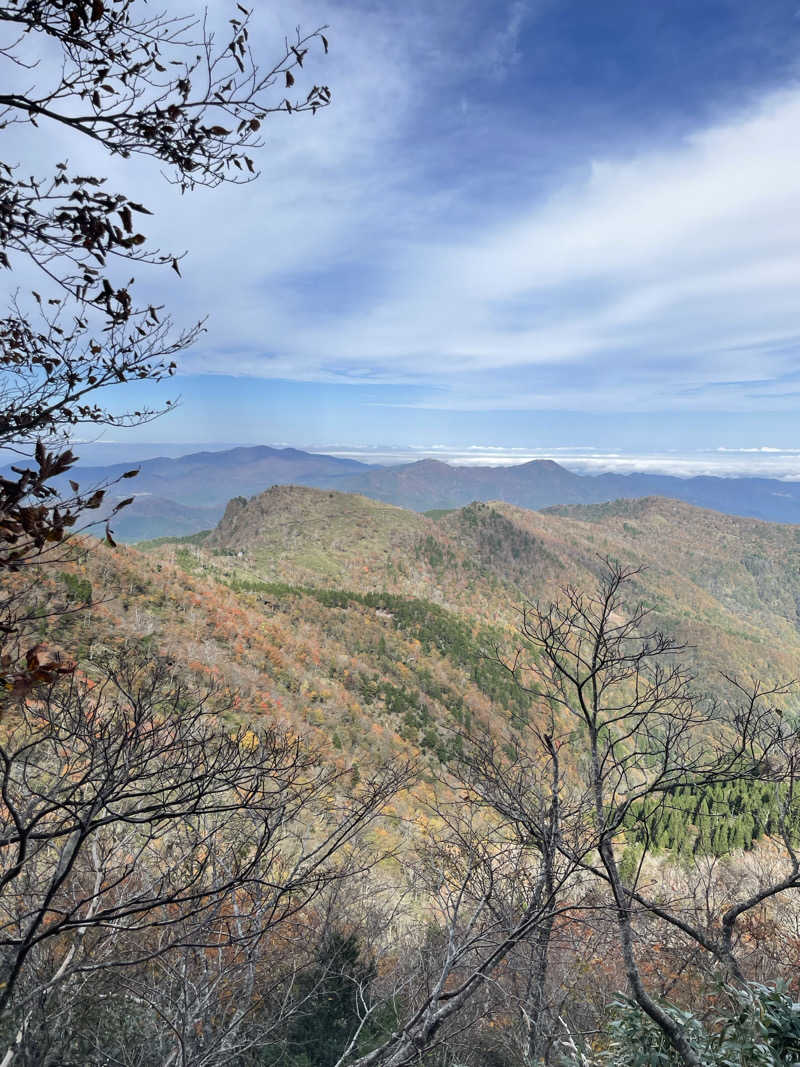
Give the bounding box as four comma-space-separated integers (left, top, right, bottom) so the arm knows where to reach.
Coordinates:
13, 0, 800, 463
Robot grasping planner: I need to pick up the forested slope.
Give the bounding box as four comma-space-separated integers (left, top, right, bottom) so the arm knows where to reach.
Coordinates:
19, 485, 800, 1062
28, 485, 800, 827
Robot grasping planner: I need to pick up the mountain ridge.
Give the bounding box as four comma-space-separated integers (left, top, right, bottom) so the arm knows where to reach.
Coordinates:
142, 486, 800, 717
21, 444, 800, 540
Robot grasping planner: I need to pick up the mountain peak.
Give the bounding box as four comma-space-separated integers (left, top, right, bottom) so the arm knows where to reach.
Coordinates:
516, 459, 572, 472
409, 458, 452, 470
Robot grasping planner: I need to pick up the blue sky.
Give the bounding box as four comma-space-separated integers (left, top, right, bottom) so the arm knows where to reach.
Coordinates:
82, 0, 800, 454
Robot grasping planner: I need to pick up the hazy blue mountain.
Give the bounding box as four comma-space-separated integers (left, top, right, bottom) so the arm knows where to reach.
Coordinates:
2, 445, 372, 541
11, 445, 800, 540
334, 459, 800, 523
63, 445, 370, 508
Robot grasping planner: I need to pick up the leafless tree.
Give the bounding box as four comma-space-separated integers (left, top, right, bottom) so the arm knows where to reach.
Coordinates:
333, 731, 588, 1067
499, 559, 798, 1066
0, 646, 408, 1064
443, 716, 590, 1066
588, 679, 800, 980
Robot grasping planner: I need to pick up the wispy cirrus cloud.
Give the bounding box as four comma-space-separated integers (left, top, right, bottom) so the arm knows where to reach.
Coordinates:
18, 0, 800, 427
160, 16, 800, 414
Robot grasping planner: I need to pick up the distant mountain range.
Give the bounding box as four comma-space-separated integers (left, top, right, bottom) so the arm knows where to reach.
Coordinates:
21, 445, 367, 540
16, 443, 800, 540
332, 457, 800, 521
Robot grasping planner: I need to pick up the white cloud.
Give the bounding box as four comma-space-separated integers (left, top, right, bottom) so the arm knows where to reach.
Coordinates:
12, 0, 800, 415
316, 443, 800, 479
487, 1, 541, 70
164, 72, 800, 412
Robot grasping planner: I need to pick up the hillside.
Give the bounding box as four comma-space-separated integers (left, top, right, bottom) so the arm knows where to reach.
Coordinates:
18, 485, 795, 910
67, 445, 369, 508
15, 485, 800, 1067
21, 445, 372, 541
206, 486, 432, 587
31, 485, 800, 784
334, 458, 800, 523
18, 487, 800, 1065
331, 457, 589, 511
142, 487, 800, 711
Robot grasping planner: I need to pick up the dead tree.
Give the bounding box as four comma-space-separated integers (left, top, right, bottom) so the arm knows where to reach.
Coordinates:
447, 716, 590, 1066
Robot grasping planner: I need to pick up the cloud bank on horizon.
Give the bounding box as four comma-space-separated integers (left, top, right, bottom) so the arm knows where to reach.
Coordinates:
66, 0, 800, 425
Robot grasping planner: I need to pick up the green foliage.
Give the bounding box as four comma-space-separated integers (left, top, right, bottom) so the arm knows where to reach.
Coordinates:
137, 529, 212, 549
720, 983, 800, 1065
228, 578, 530, 719
560, 984, 800, 1066
416, 533, 457, 571
59, 571, 93, 604
460, 503, 559, 569
283, 932, 377, 1067
174, 546, 200, 574
575, 998, 707, 1066
621, 782, 800, 858
618, 844, 644, 884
